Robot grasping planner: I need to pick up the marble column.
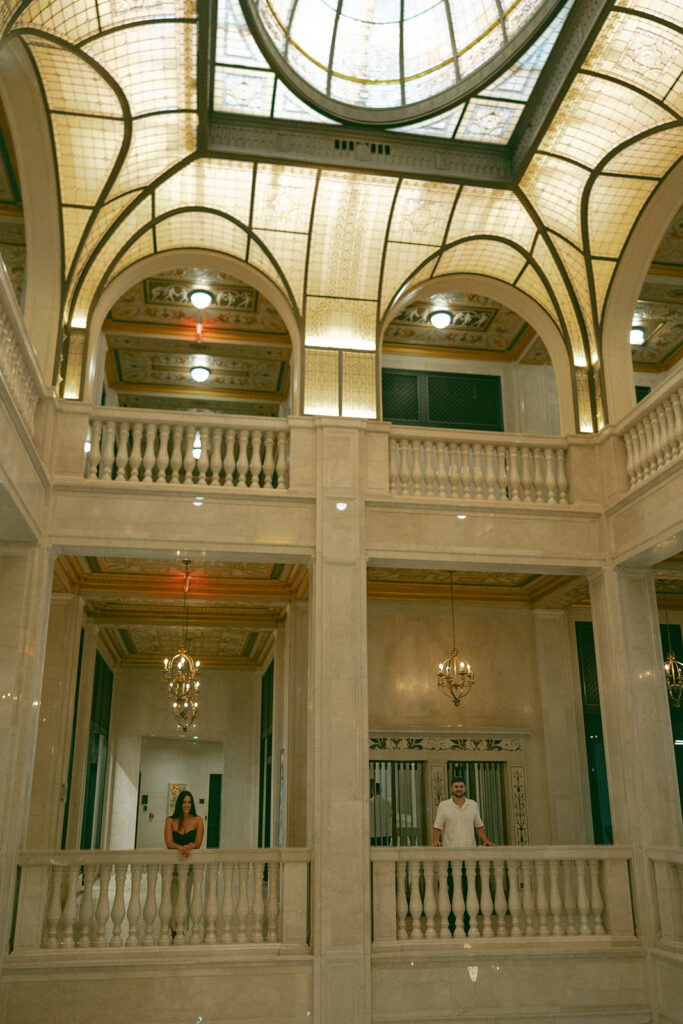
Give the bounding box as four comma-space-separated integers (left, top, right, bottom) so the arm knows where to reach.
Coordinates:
308, 421, 370, 1023
63, 623, 98, 849
533, 609, 592, 844
0, 545, 53, 954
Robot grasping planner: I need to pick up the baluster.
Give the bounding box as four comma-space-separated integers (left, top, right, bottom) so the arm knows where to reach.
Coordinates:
141, 424, 157, 482
543, 448, 557, 504
495, 445, 507, 500
484, 444, 497, 500
174, 862, 190, 944
94, 864, 111, 948
624, 430, 636, 486
423, 441, 435, 496
389, 439, 399, 494
508, 446, 521, 501
408, 860, 424, 939
576, 859, 591, 935
451, 859, 466, 938
671, 389, 683, 456
110, 863, 127, 947
556, 448, 568, 503
189, 862, 204, 944
493, 860, 508, 937
464, 860, 480, 937
548, 860, 563, 935
435, 441, 447, 497
520, 447, 533, 501
275, 430, 288, 489
411, 441, 423, 496
181, 425, 195, 484
209, 426, 223, 485
461, 444, 473, 497
634, 420, 648, 482
236, 430, 250, 488
522, 860, 535, 935
221, 862, 235, 943
197, 427, 210, 486
588, 859, 605, 935
447, 442, 460, 498
46, 865, 64, 948
156, 423, 170, 482
252, 860, 265, 942
479, 860, 494, 937
158, 863, 174, 945
248, 430, 263, 488
656, 403, 671, 464
396, 862, 409, 940
663, 398, 677, 461
642, 415, 656, 478
562, 860, 577, 935
472, 444, 484, 498
650, 410, 664, 468
60, 865, 79, 948
436, 860, 451, 939
78, 864, 97, 948
506, 860, 522, 937
126, 863, 142, 947
398, 439, 410, 495
532, 447, 545, 502
534, 860, 550, 936
142, 864, 158, 946
129, 422, 143, 481
114, 422, 130, 481
224, 428, 237, 486
204, 863, 218, 944
262, 431, 275, 489
422, 861, 437, 939
87, 420, 103, 479
266, 861, 280, 943
236, 862, 249, 943
169, 425, 183, 483
100, 420, 116, 480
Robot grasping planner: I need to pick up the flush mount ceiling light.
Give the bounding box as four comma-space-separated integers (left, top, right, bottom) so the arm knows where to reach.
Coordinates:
629, 326, 646, 346
189, 289, 213, 310
190, 366, 211, 383
429, 310, 452, 329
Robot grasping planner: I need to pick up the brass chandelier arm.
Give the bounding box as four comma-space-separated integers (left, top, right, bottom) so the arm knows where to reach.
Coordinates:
162, 560, 201, 730
436, 571, 476, 708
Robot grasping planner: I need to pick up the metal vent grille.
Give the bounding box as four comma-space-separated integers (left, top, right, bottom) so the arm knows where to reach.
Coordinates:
382, 371, 420, 421
333, 139, 391, 156
427, 373, 502, 430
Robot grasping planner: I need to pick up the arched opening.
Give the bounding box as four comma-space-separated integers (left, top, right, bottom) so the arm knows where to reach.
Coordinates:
380, 274, 576, 436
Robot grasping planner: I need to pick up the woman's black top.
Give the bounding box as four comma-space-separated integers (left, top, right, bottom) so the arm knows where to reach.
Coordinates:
172, 828, 197, 846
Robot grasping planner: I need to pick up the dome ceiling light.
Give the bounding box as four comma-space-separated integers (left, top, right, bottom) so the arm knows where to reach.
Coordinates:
190, 366, 211, 383
630, 326, 646, 346
429, 310, 452, 329
189, 289, 213, 310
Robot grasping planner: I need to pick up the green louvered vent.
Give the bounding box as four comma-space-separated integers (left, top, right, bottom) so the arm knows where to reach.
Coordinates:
382, 368, 503, 431
382, 371, 420, 422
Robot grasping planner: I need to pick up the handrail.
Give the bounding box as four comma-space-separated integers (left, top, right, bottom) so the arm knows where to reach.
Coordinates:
617, 362, 683, 489
0, 256, 49, 436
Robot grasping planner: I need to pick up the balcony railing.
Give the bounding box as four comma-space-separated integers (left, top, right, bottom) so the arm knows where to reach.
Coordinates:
0, 258, 46, 438
371, 847, 635, 943
619, 365, 683, 490
12, 849, 310, 953
387, 426, 569, 504
85, 410, 289, 489
648, 847, 683, 949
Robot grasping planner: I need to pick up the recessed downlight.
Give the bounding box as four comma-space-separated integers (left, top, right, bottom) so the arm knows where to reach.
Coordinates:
429, 310, 452, 329
189, 289, 213, 310
190, 366, 211, 383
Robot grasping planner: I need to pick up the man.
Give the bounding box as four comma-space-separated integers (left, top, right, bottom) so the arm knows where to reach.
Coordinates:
432, 778, 495, 848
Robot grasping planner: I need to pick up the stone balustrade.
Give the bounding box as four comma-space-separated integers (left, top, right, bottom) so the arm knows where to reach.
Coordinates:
388, 427, 569, 503
85, 411, 289, 489
648, 848, 683, 948
12, 849, 310, 953
371, 847, 635, 943
620, 365, 683, 489
0, 259, 45, 437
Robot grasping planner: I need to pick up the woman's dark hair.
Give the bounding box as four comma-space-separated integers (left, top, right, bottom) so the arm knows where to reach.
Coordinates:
171, 790, 196, 820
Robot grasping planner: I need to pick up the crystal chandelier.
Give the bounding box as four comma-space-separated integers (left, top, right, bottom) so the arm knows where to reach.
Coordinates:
663, 619, 683, 708
163, 559, 200, 729
437, 570, 475, 706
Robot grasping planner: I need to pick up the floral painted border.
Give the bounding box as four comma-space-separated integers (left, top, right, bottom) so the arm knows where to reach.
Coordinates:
369, 735, 522, 752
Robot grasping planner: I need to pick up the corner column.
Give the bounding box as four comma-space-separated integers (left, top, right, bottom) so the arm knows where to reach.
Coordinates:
309, 420, 370, 1023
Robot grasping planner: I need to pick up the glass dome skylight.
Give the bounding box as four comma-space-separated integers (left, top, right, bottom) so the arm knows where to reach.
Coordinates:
241, 0, 563, 124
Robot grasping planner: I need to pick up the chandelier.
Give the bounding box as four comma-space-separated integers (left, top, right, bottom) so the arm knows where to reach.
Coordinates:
437, 570, 475, 707
663, 618, 683, 708
163, 559, 200, 729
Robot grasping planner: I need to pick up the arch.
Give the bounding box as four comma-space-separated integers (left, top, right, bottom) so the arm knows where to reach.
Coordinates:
0, 37, 62, 381
85, 248, 304, 415
380, 272, 576, 435
601, 158, 683, 425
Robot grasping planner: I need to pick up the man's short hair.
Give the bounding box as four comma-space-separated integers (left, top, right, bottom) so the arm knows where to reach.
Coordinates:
451, 777, 466, 786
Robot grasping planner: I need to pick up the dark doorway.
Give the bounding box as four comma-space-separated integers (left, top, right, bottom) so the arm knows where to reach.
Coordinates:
258, 660, 274, 848
207, 772, 222, 848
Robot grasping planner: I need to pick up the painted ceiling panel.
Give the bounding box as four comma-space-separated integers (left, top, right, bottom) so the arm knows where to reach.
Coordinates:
306, 296, 377, 350
246, 236, 289, 297
69, 191, 144, 299
155, 210, 248, 260
436, 238, 527, 282
588, 174, 658, 259
155, 159, 254, 221
550, 233, 593, 344
584, 12, 683, 103
614, 0, 683, 26
389, 181, 458, 247
603, 124, 683, 176
380, 241, 437, 314
252, 164, 318, 234
107, 230, 155, 283
109, 111, 197, 199
515, 264, 556, 325
251, 229, 308, 310
15, 0, 100, 42
62, 205, 92, 275
27, 38, 123, 116
592, 258, 617, 321
520, 153, 589, 248
447, 187, 537, 251
51, 112, 124, 207
531, 234, 582, 355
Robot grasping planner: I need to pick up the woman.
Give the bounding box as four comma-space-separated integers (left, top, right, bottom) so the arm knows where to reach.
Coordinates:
164, 790, 204, 858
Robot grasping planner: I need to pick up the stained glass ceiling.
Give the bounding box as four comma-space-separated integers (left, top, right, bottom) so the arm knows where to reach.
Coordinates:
214, 0, 573, 139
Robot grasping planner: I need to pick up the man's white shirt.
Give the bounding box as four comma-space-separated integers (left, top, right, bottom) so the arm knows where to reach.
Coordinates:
433, 797, 483, 847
